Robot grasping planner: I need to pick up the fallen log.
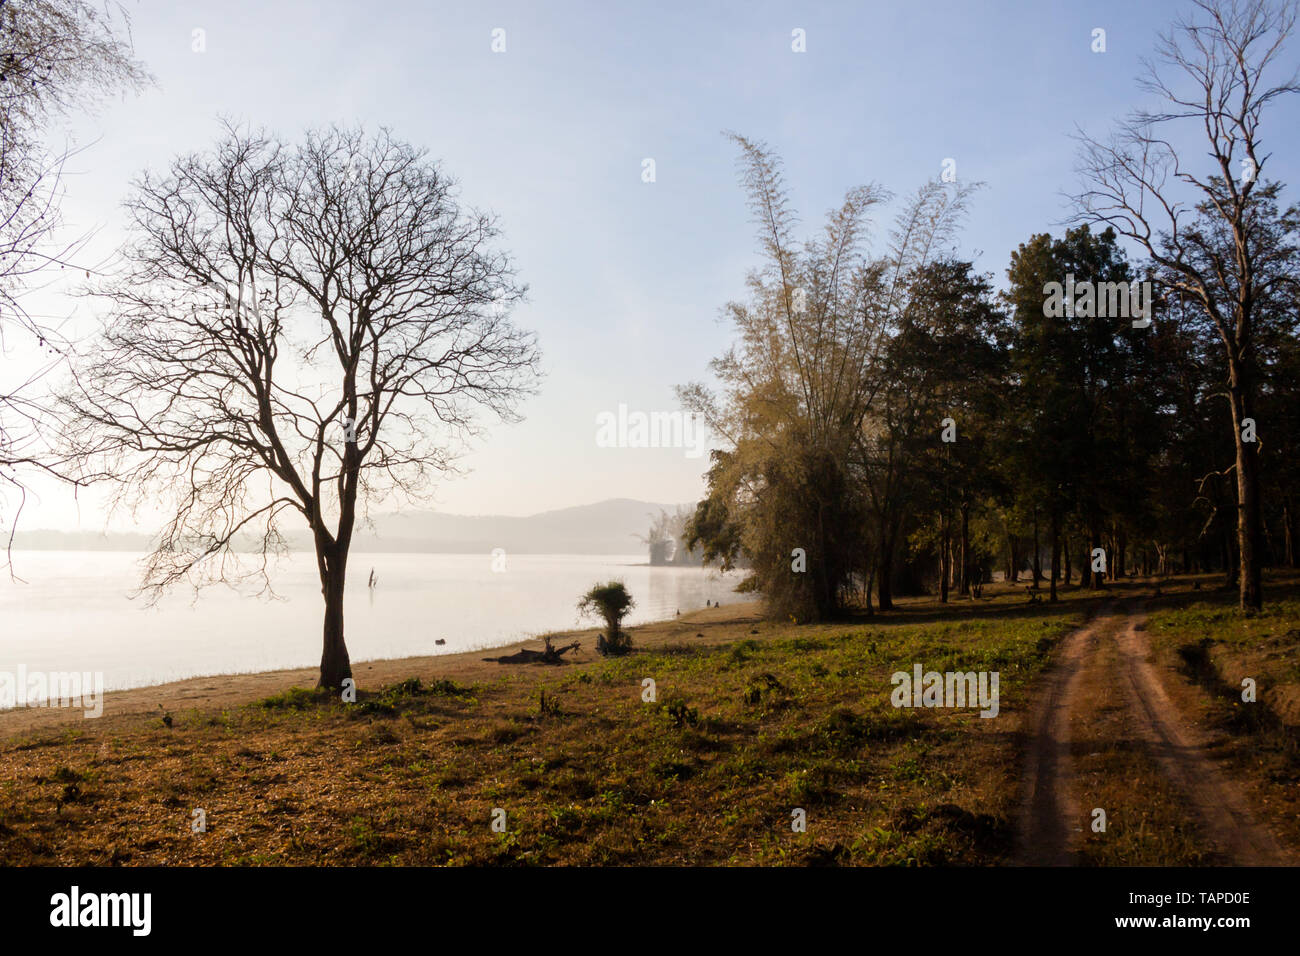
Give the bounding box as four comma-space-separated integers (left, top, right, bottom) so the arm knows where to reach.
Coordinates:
483, 635, 582, 665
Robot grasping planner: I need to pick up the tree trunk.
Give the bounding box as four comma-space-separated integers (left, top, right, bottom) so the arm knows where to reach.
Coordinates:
1228, 360, 1263, 610
1285, 497, 1297, 568
1032, 508, 1042, 585
940, 511, 950, 603
317, 547, 353, 691
863, 560, 875, 616
1089, 518, 1105, 590
877, 534, 894, 611
959, 503, 971, 596
1049, 511, 1060, 603
1220, 520, 1231, 583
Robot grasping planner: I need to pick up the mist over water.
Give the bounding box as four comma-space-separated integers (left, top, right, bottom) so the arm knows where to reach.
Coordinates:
0, 552, 746, 697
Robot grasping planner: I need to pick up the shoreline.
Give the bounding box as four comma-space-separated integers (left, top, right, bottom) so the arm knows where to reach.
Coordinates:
0, 600, 764, 739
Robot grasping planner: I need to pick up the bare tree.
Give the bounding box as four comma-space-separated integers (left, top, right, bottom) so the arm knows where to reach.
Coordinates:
1070, 0, 1299, 610
60, 124, 541, 689
0, 0, 148, 540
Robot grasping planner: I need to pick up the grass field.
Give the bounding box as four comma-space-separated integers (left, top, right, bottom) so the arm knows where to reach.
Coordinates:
2, 575, 1295, 866
0, 586, 1087, 865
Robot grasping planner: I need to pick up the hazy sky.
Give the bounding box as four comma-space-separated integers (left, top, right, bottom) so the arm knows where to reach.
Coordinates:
9, 0, 1300, 530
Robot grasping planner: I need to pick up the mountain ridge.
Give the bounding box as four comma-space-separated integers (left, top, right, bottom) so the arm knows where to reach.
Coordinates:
10, 498, 697, 555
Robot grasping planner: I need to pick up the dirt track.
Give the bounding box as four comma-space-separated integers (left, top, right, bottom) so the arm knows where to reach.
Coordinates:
1017, 603, 1111, 865
1018, 599, 1289, 865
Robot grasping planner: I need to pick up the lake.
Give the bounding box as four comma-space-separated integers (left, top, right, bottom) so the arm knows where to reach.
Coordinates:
0, 551, 747, 699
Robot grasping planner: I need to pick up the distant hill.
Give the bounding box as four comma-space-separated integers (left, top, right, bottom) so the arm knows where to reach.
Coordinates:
8, 529, 157, 552
12, 498, 697, 556
354, 498, 694, 554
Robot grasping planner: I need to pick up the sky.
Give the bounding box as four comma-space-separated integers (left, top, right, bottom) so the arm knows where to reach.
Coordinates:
7, 0, 1300, 531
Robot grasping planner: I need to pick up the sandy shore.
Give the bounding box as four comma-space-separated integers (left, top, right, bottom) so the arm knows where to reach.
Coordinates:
0, 601, 764, 739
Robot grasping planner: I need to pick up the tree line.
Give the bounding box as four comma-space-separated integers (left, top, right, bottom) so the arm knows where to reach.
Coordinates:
681, 1, 1300, 620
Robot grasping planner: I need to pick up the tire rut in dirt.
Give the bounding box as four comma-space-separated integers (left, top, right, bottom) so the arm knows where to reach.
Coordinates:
1016, 604, 1118, 865
1115, 606, 1286, 865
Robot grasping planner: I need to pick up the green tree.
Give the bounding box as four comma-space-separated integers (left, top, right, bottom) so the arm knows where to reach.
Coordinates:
880, 259, 1008, 601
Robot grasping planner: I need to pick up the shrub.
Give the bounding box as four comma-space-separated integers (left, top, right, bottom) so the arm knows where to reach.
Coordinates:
578, 580, 635, 655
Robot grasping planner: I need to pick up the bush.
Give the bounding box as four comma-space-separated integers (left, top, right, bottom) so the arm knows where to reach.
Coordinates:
260, 686, 329, 710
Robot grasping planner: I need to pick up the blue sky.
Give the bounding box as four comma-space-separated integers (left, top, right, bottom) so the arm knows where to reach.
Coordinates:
16, 0, 1300, 529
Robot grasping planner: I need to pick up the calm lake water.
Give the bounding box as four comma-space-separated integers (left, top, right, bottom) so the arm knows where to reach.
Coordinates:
0, 551, 747, 697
